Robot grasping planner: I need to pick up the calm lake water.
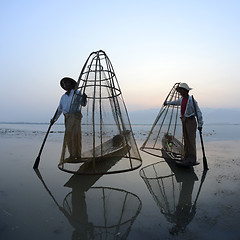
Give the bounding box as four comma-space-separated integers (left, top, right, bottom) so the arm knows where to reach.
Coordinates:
0, 123, 240, 240
1, 122, 240, 141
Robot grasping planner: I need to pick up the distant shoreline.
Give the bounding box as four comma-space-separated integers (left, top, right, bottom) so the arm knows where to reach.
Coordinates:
0, 122, 239, 126
1, 107, 240, 125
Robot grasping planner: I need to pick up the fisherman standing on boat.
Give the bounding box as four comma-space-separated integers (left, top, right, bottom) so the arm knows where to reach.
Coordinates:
51, 77, 87, 159
164, 83, 203, 166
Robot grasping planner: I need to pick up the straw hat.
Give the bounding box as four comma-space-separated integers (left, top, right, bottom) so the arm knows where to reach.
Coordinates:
177, 82, 192, 91
60, 77, 77, 90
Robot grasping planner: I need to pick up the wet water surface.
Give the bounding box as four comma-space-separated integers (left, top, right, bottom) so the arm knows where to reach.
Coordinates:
0, 124, 240, 240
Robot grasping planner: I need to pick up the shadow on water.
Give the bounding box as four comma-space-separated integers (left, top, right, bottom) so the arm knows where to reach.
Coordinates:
34, 161, 142, 239
139, 152, 207, 235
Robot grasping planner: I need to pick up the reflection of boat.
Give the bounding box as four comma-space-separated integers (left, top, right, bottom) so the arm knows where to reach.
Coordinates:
34, 169, 142, 239
139, 161, 207, 235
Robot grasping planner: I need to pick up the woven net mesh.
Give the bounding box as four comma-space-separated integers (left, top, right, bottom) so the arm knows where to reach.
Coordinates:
58, 50, 142, 174
140, 83, 184, 160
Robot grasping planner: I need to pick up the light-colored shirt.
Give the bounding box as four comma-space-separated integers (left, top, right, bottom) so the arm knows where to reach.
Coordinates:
166, 95, 203, 127
54, 89, 86, 122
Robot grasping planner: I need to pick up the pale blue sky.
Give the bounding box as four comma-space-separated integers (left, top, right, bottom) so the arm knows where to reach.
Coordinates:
1, 0, 240, 122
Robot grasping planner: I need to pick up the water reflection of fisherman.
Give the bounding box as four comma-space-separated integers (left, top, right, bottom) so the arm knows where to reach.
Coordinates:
141, 156, 200, 235
61, 176, 95, 240
50, 77, 87, 159
164, 158, 198, 235
60, 156, 123, 239
35, 164, 142, 240
34, 169, 95, 240
169, 172, 196, 235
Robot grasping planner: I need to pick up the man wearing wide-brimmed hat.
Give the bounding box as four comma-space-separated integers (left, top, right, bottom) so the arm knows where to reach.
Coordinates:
164, 83, 203, 166
51, 77, 87, 159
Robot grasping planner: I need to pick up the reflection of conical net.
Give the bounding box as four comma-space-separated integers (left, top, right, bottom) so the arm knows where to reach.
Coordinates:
62, 187, 142, 239
140, 161, 180, 219
58, 50, 142, 174
140, 83, 184, 160
139, 161, 204, 234
34, 170, 142, 240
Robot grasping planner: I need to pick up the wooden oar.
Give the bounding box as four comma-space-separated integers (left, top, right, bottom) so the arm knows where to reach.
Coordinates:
33, 109, 58, 169
192, 96, 209, 170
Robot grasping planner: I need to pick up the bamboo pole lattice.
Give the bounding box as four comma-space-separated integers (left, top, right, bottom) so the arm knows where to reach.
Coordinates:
140, 83, 184, 160
58, 50, 142, 175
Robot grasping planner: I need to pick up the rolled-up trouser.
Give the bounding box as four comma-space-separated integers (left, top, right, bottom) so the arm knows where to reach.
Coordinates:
65, 112, 82, 158
181, 116, 197, 162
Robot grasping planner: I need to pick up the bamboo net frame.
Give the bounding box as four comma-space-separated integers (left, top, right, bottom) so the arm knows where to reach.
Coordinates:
140, 83, 184, 160
58, 50, 142, 174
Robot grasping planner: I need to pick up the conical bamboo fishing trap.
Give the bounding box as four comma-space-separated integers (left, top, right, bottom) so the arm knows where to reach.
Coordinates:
58, 50, 142, 174
140, 83, 184, 160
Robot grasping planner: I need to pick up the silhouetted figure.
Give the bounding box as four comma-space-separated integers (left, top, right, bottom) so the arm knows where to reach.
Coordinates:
164, 82, 203, 166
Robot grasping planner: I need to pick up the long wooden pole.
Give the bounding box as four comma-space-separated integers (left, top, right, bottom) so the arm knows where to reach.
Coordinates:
33, 109, 58, 169
192, 96, 209, 170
